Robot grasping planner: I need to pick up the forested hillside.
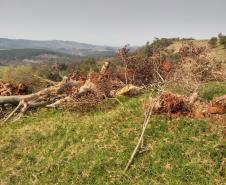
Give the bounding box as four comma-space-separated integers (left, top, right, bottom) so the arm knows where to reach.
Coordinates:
0, 38, 118, 56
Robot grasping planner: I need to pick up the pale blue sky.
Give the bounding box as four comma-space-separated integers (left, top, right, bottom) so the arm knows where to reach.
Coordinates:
0, 0, 225, 46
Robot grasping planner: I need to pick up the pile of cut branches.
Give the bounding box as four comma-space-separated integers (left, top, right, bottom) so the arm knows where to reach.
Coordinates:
0, 60, 145, 121
167, 42, 226, 92
0, 80, 27, 96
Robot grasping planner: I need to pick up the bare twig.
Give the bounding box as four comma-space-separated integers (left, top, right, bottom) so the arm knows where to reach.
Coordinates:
124, 101, 156, 172
13, 102, 28, 122
154, 69, 165, 83
32, 74, 58, 85
3, 101, 23, 123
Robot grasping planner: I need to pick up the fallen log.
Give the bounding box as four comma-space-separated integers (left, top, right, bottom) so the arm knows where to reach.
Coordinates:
0, 77, 79, 122
0, 61, 113, 122
113, 84, 142, 97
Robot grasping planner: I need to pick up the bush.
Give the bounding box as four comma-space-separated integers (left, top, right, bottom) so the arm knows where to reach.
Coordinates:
208, 37, 218, 48
137, 38, 179, 57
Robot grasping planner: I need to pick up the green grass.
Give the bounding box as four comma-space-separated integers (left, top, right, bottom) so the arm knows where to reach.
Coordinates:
0, 92, 225, 184
199, 82, 226, 101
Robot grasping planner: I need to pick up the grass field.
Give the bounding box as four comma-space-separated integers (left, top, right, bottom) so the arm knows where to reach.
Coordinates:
0, 91, 225, 185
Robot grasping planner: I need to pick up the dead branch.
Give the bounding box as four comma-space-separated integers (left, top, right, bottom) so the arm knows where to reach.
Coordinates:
0, 77, 74, 122
3, 101, 23, 123
0, 61, 114, 121
124, 100, 156, 172
46, 97, 72, 108
114, 84, 142, 97
98, 61, 110, 80
77, 79, 98, 96
32, 74, 58, 85
154, 69, 165, 83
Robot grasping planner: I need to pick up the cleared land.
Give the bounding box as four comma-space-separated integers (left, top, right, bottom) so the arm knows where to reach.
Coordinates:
0, 39, 225, 184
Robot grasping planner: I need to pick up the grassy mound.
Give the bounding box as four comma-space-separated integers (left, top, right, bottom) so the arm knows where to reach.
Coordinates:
0, 92, 224, 184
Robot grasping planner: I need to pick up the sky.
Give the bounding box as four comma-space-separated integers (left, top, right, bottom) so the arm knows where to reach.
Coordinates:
0, 0, 226, 46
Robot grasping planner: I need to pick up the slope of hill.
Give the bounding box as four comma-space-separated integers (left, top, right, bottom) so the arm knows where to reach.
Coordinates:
0, 48, 63, 60
0, 92, 224, 184
0, 39, 225, 184
0, 38, 118, 56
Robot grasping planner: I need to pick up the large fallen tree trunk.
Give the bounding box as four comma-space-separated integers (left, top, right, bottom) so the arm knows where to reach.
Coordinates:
0, 77, 80, 122
0, 77, 68, 105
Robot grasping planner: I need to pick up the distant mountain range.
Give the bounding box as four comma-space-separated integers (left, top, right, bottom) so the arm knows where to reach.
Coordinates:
0, 38, 118, 56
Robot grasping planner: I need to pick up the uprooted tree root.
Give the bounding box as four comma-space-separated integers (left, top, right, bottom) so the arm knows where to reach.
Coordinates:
144, 92, 226, 118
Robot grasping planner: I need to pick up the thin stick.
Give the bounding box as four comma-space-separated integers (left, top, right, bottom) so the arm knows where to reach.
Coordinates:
124, 103, 155, 172
154, 69, 165, 83
32, 74, 58, 85
140, 112, 148, 148
13, 102, 28, 122
3, 101, 22, 123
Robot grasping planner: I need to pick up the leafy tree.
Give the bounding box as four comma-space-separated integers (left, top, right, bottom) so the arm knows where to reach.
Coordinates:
218, 32, 222, 38
218, 32, 226, 45
208, 37, 218, 48
136, 38, 179, 57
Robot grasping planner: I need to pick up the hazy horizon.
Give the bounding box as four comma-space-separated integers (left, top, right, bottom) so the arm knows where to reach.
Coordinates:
0, 0, 226, 46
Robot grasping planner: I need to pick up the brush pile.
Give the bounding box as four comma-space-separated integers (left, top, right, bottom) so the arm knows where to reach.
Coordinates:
0, 81, 27, 96
0, 60, 145, 121
167, 42, 226, 92
116, 46, 167, 85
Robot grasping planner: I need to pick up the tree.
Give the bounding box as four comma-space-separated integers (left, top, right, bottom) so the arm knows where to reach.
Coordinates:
218, 32, 223, 39
208, 37, 218, 48
218, 32, 226, 45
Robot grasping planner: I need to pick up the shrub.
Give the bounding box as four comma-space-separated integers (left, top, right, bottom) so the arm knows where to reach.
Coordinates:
208, 37, 218, 48
137, 38, 179, 57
